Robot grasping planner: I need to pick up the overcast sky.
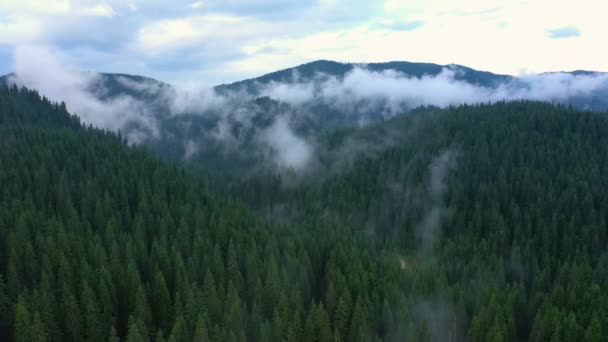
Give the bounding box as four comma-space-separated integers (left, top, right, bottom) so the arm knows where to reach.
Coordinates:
0, 0, 606, 85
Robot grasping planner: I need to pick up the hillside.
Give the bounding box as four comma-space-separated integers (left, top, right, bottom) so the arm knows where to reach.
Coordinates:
0, 85, 405, 341
2, 81, 608, 341
232, 101, 608, 341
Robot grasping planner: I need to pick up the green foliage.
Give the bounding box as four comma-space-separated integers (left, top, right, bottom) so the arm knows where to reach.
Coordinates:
0, 85, 399, 341
2, 83, 608, 341
231, 101, 608, 341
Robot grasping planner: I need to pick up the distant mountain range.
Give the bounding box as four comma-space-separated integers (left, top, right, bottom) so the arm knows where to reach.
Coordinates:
3, 60, 608, 175
214, 60, 515, 93
3, 59, 608, 113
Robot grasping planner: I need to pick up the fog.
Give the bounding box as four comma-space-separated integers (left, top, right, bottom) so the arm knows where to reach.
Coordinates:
257, 66, 608, 118
417, 149, 457, 253
9, 45, 159, 144
7, 45, 608, 171
261, 117, 313, 170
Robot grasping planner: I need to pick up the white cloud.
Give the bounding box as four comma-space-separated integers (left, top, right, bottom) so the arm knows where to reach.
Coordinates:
7, 42, 608, 173
135, 14, 277, 55
9, 45, 159, 143
137, 18, 202, 51
0, 15, 44, 44
0, 1, 117, 17
78, 4, 116, 17
183, 139, 199, 160
245, 66, 608, 119
0, 0, 71, 15
260, 81, 315, 106
166, 81, 228, 114
189, 1, 204, 9
262, 117, 313, 170
1, 0, 608, 87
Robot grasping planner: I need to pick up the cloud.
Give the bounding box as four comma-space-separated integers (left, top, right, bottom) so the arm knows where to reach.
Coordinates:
133, 13, 281, 79
78, 4, 116, 17
0, 1, 117, 18
377, 19, 424, 31
261, 117, 313, 170
0, 14, 45, 45
416, 149, 457, 253
249, 65, 608, 119
2, 0, 608, 84
165, 81, 229, 114
0, 1, 71, 16
259, 80, 315, 106
5, 44, 316, 173
183, 139, 199, 160
8, 45, 159, 143
318, 67, 489, 115
515, 72, 608, 99
545, 26, 581, 39
7, 43, 608, 173
189, 1, 204, 9
137, 17, 203, 51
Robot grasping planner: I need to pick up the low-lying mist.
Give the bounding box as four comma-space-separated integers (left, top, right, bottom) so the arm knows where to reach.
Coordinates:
6, 45, 608, 173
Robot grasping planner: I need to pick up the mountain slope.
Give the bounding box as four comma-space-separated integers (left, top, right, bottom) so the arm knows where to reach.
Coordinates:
0, 72, 170, 102
232, 101, 608, 341
3, 81, 608, 341
0, 84, 80, 128
0, 85, 407, 341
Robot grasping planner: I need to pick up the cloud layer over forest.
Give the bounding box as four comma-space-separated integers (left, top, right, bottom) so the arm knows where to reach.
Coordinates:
7, 45, 608, 170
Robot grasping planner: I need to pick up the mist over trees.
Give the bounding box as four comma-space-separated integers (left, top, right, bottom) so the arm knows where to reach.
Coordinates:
5, 50, 608, 177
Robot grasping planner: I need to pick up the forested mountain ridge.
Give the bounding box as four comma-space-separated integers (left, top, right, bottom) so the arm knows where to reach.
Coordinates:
0, 73, 170, 103
0, 84, 81, 128
214, 60, 514, 93
3, 60, 608, 182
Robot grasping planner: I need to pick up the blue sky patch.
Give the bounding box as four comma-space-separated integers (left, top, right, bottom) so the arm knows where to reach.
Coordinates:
546, 26, 581, 39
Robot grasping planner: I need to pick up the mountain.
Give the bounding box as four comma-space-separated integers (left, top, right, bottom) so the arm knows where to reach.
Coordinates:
215, 59, 513, 94
0, 84, 403, 341
88, 73, 171, 102
163, 61, 608, 177
0, 72, 170, 102
4, 60, 608, 179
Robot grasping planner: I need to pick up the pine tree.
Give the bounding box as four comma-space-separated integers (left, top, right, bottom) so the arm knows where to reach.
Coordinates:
584, 314, 602, 342
168, 315, 188, 342
155, 329, 166, 342
334, 289, 352, 338
127, 316, 146, 342
82, 280, 103, 341
38, 272, 61, 341
0, 274, 8, 320
107, 326, 119, 342
202, 269, 222, 323
13, 296, 31, 342
30, 311, 49, 342
62, 285, 83, 342
349, 298, 368, 342
315, 304, 333, 342
193, 313, 210, 342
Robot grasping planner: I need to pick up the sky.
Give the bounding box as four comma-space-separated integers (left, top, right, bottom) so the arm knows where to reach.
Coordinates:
0, 0, 607, 85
